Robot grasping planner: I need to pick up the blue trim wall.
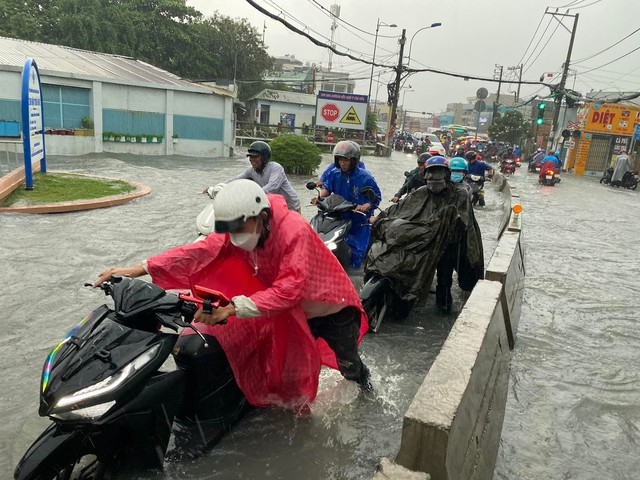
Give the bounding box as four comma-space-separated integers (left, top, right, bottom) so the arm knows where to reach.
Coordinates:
42, 85, 90, 129
173, 114, 223, 141
103, 109, 164, 135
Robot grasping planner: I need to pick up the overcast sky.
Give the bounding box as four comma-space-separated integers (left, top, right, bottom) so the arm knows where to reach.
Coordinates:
187, 0, 640, 113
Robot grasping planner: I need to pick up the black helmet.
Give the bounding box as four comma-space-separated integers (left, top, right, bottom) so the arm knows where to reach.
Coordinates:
417, 152, 432, 164
247, 141, 272, 164
465, 151, 478, 162
333, 140, 360, 171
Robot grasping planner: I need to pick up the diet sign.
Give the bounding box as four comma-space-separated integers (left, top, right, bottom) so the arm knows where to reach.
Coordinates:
315, 90, 368, 131
321, 103, 340, 123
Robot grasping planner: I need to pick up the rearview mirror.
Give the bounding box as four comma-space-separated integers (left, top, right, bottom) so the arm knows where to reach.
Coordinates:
404, 171, 410, 177
361, 186, 378, 205
305, 181, 317, 190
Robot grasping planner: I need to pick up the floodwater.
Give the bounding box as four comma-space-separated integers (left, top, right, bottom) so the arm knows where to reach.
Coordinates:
0, 150, 507, 479
493, 170, 640, 480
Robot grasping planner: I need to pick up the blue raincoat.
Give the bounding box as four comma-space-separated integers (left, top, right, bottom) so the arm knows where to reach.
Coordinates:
323, 167, 381, 268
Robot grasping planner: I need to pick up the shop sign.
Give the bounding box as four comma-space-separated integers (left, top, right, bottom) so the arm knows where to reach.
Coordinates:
584, 103, 640, 135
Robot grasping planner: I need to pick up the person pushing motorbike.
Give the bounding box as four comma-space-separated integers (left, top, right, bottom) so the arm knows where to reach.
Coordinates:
391, 152, 431, 203
94, 179, 371, 452
206, 140, 301, 212
366, 157, 484, 314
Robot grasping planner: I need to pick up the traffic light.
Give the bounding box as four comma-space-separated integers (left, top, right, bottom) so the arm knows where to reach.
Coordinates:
536, 102, 546, 125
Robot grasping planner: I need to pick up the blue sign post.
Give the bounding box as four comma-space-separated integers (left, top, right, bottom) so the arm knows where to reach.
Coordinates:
21, 58, 46, 190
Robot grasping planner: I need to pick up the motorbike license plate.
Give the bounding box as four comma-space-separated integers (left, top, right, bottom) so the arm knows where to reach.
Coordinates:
546, 175, 553, 180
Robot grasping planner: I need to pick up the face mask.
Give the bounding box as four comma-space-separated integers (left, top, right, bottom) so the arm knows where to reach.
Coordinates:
426, 179, 446, 193
230, 221, 261, 251
451, 172, 464, 183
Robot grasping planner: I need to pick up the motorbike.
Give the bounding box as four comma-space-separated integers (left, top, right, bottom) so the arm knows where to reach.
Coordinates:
611, 170, 639, 190
360, 275, 413, 333
306, 181, 372, 268
468, 174, 486, 206
14, 276, 247, 480
539, 168, 560, 186
403, 141, 415, 154
500, 158, 516, 175
394, 139, 404, 151
528, 160, 542, 173
600, 166, 613, 185
514, 156, 522, 168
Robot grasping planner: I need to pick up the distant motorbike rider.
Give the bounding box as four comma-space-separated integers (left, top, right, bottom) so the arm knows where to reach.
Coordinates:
391, 152, 431, 203
465, 151, 492, 206
538, 152, 560, 182
211, 140, 301, 212
315, 140, 382, 268
369, 156, 484, 314
529, 148, 546, 172
610, 148, 633, 186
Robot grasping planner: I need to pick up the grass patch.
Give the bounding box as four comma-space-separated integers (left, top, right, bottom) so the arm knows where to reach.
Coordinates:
1, 172, 136, 207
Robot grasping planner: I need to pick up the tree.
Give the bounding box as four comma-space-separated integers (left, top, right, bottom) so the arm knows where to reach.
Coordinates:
365, 111, 377, 139
0, 0, 273, 93
488, 110, 532, 145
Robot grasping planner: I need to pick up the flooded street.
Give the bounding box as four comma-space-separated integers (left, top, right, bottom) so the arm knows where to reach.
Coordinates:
494, 170, 640, 480
2, 149, 500, 479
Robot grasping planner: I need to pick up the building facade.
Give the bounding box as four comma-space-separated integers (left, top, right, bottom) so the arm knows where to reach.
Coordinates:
0, 36, 235, 158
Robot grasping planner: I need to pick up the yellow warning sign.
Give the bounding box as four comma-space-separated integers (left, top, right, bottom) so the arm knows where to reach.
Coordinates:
340, 106, 361, 125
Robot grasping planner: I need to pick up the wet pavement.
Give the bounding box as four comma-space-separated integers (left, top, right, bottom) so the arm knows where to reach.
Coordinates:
494, 169, 640, 480
1, 150, 506, 479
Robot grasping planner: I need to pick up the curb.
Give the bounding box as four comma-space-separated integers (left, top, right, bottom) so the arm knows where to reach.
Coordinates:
0, 173, 151, 214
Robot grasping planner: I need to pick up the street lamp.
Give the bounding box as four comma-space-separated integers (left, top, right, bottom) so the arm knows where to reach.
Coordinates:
406, 22, 442, 67
367, 19, 397, 115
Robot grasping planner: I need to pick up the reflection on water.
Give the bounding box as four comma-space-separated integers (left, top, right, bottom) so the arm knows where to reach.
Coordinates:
0, 151, 504, 479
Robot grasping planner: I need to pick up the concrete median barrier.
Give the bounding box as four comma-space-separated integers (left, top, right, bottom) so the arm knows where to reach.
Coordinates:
375, 173, 525, 480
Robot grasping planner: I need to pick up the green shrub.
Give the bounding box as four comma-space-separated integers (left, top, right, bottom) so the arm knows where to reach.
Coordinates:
269, 134, 322, 175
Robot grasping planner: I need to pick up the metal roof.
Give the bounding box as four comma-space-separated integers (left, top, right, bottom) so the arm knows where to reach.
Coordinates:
248, 89, 316, 106
0, 36, 209, 92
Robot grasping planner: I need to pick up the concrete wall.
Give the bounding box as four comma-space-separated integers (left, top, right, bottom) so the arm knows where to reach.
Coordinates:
395, 280, 510, 480
379, 174, 525, 480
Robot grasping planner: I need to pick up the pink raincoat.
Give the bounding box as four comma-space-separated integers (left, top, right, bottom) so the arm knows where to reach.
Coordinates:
146, 195, 367, 409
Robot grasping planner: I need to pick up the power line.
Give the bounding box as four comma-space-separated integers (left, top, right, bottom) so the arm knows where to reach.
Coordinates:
569, 0, 603, 10
522, 15, 564, 75
572, 27, 640, 64
577, 45, 640, 75
521, 15, 555, 72
244, 0, 548, 87
515, 12, 546, 67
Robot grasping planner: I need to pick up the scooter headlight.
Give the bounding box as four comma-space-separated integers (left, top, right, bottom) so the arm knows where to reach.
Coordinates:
326, 241, 338, 251
53, 344, 161, 411
324, 227, 345, 251
51, 401, 116, 421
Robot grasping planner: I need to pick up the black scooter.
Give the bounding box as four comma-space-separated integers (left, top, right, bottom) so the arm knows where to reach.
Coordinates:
306, 181, 373, 268
15, 277, 245, 480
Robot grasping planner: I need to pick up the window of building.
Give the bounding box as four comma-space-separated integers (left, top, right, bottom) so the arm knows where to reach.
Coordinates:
42, 85, 91, 129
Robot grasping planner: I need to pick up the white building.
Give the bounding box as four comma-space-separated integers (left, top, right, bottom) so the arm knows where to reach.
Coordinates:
0, 36, 235, 157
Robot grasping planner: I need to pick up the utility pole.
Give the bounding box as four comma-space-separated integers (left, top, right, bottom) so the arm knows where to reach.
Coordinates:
385, 28, 407, 147
548, 11, 579, 149
508, 64, 523, 104
262, 21, 267, 45
492, 64, 503, 118
328, 4, 340, 71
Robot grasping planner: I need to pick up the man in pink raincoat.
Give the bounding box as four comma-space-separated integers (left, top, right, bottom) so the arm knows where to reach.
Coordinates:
94, 180, 370, 425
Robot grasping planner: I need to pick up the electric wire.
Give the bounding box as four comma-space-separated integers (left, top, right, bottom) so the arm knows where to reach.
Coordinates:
515, 12, 546, 67
571, 27, 640, 64
569, 0, 603, 10
577, 45, 640, 75
244, 0, 547, 86
522, 14, 564, 75
521, 15, 555, 72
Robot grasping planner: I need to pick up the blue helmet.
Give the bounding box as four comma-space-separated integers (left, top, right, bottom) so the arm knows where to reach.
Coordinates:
449, 157, 469, 172
425, 156, 450, 171
554, 151, 560, 157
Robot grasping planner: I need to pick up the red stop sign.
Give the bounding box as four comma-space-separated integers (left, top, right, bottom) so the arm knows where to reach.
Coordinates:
321, 103, 340, 122
326, 132, 335, 143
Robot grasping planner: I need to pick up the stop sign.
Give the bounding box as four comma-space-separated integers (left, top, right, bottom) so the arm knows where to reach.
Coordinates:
326, 132, 335, 143
321, 103, 340, 122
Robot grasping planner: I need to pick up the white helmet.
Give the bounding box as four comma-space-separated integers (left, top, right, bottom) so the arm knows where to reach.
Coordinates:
212, 179, 270, 233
